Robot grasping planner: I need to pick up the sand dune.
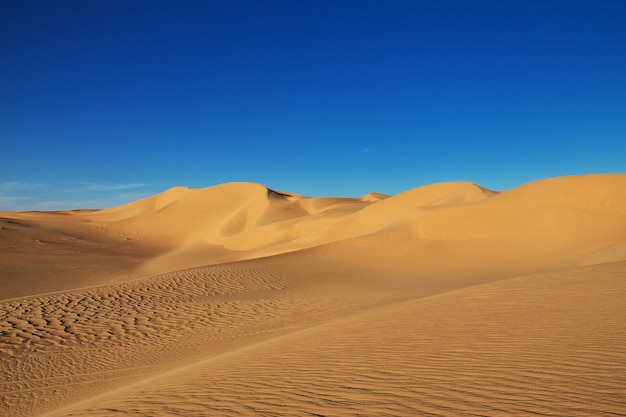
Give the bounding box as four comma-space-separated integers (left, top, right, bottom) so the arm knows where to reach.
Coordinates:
39, 261, 626, 417
1, 174, 626, 416
3, 174, 625, 299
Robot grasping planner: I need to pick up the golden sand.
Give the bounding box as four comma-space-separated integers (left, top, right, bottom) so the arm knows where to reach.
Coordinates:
2, 174, 625, 416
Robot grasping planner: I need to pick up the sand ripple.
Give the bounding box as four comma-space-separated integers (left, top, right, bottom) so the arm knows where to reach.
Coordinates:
18, 262, 626, 417
1, 263, 387, 417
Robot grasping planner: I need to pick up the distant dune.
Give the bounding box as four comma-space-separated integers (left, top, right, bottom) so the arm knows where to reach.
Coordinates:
1, 174, 626, 416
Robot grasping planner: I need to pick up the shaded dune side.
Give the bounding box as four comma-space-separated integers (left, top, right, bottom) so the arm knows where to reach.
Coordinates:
1, 175, 626, 416
46, 261, 626, 417
91, 175, 626, 266
252, 175, 626, 268
81, 181, 497, 246
2, 174, 625, 299
81, 182, 364, 254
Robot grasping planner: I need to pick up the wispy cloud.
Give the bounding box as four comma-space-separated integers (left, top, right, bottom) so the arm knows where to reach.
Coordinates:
29, 199, 114, 211
0, 182, 40, 211
73, 182, 145, 192
0, 181, 150, 211
31, 190, 153, 211
0, 195, 31, 211
0, 181, 41, 193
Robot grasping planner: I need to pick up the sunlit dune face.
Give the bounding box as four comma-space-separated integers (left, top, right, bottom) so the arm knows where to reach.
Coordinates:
1, 174, 626, 416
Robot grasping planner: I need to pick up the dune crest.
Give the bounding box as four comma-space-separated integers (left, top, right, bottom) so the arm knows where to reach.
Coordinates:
150, 175, 626, 267
2, 174, 626, 416
2, 174, 626, 299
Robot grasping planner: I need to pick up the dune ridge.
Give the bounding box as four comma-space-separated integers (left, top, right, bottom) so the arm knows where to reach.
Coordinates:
2, 173, 626, 416
4, 174, 624, 296
84, 174, 626, 263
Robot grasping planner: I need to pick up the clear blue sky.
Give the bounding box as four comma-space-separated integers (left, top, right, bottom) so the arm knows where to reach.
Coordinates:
1, 0, 625, 210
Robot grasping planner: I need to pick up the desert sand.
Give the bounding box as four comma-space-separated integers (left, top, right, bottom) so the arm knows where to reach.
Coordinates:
1, 174, 626, 416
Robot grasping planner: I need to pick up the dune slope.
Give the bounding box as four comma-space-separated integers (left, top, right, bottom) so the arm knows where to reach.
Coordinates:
13, 260, 626, 417
1, 174, 626, 416
2, 174, 626, 300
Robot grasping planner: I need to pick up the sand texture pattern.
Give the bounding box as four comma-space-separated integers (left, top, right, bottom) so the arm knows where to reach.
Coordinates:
1, 174, 626, 416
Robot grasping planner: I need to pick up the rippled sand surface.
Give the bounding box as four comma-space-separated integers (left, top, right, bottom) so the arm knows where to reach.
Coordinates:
2, 174, 626, 416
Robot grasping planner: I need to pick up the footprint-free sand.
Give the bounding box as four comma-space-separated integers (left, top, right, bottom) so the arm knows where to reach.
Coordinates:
2, 174, 626, 416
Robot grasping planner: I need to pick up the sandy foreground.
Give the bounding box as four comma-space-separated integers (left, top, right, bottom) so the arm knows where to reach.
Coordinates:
1, 174, 626, 416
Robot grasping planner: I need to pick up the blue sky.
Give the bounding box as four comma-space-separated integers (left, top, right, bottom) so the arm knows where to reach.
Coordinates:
1, 0, 625, 210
